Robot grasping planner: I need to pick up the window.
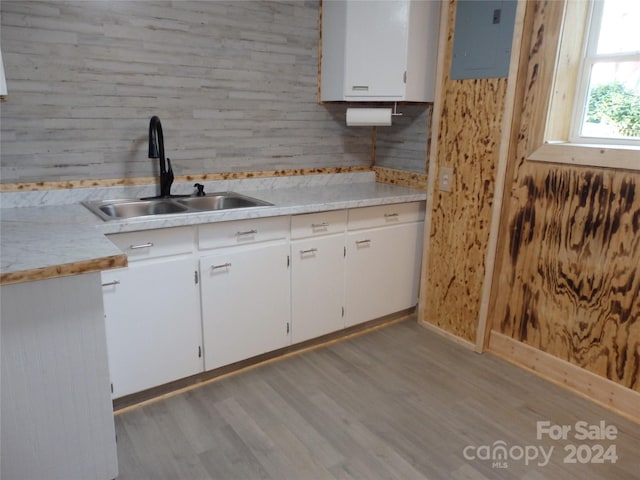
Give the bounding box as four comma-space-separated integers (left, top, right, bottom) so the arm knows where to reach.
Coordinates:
530, 0, 640, 171
571, 0, 640, 145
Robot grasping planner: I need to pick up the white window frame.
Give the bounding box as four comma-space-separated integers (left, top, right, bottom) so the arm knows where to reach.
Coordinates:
569, 0, 640, 146
529, 0, 640, 172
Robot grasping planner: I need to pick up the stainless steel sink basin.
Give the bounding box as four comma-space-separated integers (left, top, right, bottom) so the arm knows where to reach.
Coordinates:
83, 192, 272, 221
97, 199, 188, 219
177, 193, 271, 211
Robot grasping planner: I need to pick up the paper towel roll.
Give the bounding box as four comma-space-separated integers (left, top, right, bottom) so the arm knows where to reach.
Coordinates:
346, 108, 392, 126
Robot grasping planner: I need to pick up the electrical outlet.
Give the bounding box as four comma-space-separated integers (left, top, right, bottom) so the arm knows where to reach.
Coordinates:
439, 166, 453, 192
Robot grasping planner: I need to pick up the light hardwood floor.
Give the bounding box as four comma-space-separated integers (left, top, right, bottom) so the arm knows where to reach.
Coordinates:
114, 317, 640, 480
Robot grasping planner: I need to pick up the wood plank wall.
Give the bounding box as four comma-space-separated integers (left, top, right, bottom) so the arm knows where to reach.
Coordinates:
419, 0, 506, 342
0, 1, 373, 183
489, 1, 640, 392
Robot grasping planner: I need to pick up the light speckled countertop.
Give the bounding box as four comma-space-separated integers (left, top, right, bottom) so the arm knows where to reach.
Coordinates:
0, 179, 426, 285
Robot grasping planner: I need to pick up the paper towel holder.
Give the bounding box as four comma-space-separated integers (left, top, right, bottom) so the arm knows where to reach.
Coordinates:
345, 103, 404, 127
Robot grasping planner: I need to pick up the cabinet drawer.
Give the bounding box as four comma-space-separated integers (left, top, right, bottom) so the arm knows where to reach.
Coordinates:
347, 202, 425, 230
291, 210, 347, 239
107, 226, 194, 261
198, 216, 290, 250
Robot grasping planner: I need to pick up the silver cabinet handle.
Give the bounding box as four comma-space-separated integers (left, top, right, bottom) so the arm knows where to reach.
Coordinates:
352, 85, 369, 91
300, 248, 318, 255
236, 229, 257, 236
311, 222, 329, 228
129, 242, 154, 250
355, 239, 371, 246
211, 262, 232, 271
101, 280, 120, 287
384, 213, 399, 218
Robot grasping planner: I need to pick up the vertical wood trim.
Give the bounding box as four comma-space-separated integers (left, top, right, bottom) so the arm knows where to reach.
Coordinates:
486, 0, 538, 346
417, 0, 450, 325
474, 0, 527, 352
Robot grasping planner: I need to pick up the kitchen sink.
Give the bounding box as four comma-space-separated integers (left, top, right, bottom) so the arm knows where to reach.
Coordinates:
176, 194, 271, 211
83, 192, 272, 221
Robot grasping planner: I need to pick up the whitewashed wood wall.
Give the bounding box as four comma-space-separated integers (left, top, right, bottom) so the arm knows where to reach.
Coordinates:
376, 105, 430, 173
0, 1, 400, 183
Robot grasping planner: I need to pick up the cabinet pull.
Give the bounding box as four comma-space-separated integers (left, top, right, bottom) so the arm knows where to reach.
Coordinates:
236, 229, 257, 236
384, 213, 399, 218
351, 85, 369, 91
311, 222, 329, 229
101, 280, 120, 287
129, 242, 154, 250
300, 248, 318, 255
211, 262, 232, 271
355, 239, 371, 246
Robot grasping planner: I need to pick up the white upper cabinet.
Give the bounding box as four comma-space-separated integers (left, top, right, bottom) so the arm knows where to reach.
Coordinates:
320, 0, 440, 102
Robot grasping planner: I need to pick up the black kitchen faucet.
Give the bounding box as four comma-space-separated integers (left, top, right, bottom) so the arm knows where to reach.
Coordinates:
148, 115, 174, 198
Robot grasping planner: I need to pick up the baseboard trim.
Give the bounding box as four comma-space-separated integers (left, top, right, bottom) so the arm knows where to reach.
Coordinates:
113, 309, 415, 414
416, 319, 476, 350
488, 331, 640, 424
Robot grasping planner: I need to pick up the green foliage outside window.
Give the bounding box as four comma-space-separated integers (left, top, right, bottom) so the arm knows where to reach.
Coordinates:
586, 82, 640, 138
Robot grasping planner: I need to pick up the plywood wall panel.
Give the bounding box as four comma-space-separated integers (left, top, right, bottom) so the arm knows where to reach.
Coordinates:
489, 0, 640, 393
420, 0, 507, 342
496, 165, 640, 391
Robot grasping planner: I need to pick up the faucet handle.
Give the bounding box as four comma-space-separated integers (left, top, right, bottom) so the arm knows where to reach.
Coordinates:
194, 183, 206, 196
160, 158, 175, 197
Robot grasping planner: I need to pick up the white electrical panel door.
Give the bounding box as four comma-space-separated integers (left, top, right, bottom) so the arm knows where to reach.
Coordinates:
343, 0, 409, 99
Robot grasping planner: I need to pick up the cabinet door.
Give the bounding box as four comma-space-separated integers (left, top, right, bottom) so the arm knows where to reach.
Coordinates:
200, 243, 291, 371
291, 235, 345, 344
345, 221, 423, 327
343, 0, 409, 98
102, 257, 203, 398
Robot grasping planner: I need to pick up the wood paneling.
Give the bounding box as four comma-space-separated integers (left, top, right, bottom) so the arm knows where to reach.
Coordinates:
0, 1, 371, 183
494, 164, 640, 391
489, 0, 640, 395
373, 166, 427, 191
375, 105, 431, 174
420, 0, 506, 342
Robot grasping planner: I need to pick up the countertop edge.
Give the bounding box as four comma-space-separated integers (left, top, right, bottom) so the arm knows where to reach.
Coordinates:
0, 254, 128, 286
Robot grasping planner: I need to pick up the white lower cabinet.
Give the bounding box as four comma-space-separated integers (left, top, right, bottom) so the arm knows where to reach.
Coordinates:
290, 209, 347, 344
200, 242, 291, 370
101, 201, 424, 398
345, 203, 425, 327
102, 256, 203, 398
291, 234, 345, 343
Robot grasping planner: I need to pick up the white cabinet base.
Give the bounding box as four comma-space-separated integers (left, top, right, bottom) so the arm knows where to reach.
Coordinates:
102, 257, 203, 398
200, 242, 291, 371
1, 274, 118, 480
345, 221, 423, 327
291, 234, 345, 343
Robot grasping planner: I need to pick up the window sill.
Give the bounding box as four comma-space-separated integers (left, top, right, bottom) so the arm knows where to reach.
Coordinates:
528, 142, 640, 171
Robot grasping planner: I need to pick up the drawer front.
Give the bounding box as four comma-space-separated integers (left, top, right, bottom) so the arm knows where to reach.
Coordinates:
107, 226, 195, 261
291, 210, 347, 239
347, 202, 425, 230
198, 216, 290, 250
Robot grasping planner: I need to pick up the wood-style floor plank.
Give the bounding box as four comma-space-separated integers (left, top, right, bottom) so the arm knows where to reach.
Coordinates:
114, 318, 640, 479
